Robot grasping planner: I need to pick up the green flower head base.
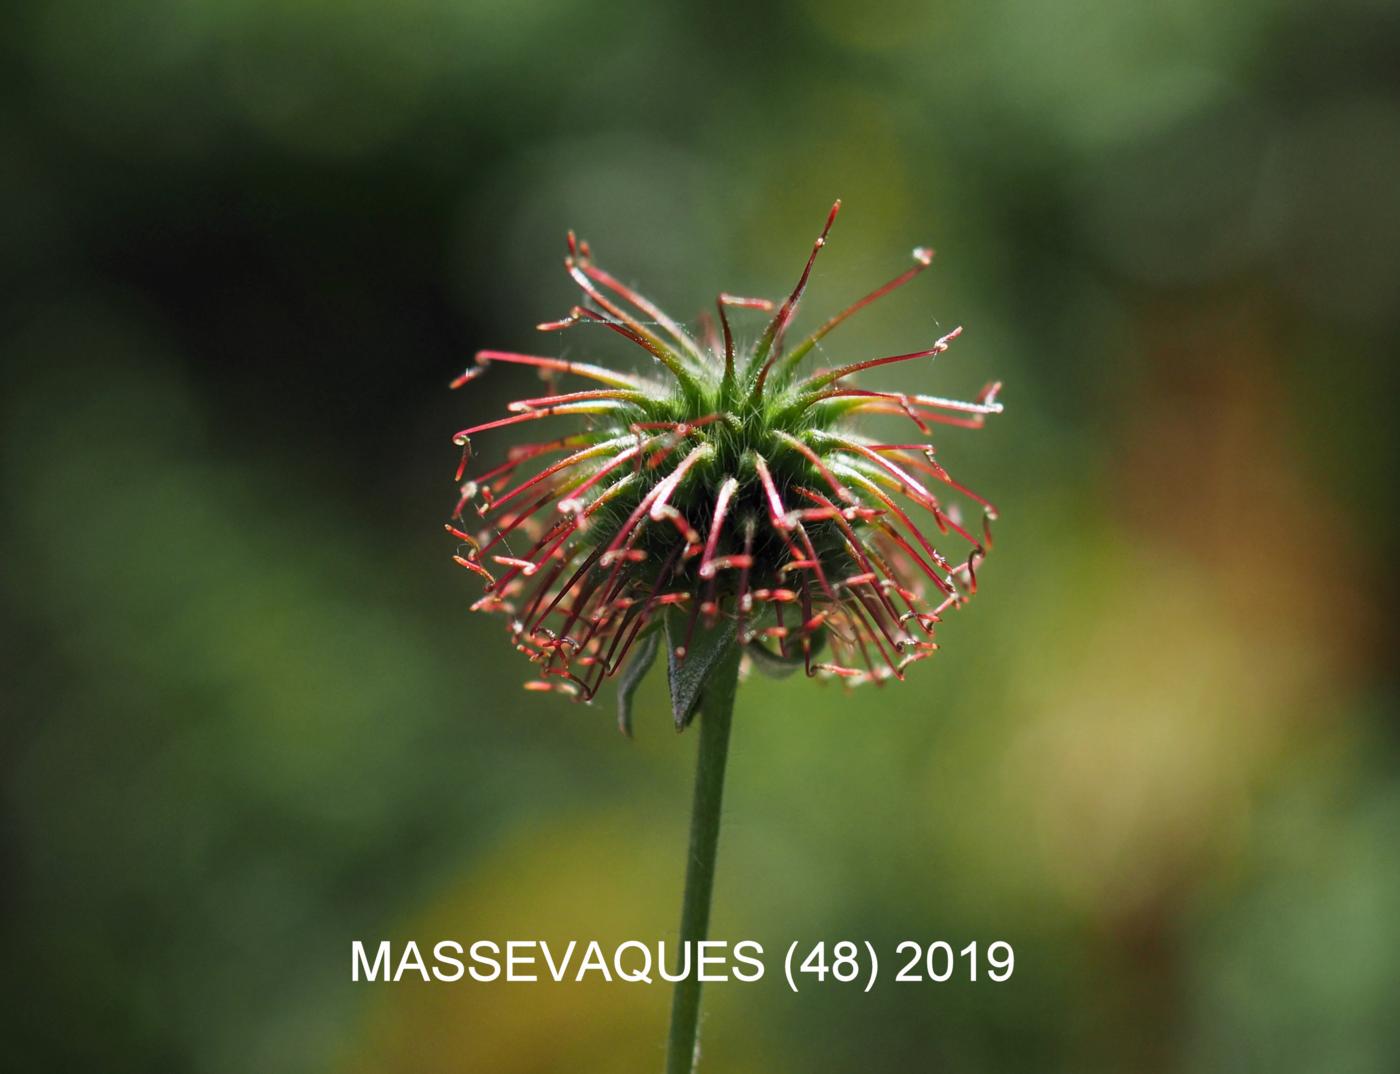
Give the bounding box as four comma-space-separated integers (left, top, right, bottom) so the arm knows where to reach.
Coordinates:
447, 200, 1002, 721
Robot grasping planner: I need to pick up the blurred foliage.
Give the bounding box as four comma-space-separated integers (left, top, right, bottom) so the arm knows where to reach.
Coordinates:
2, 0, 1397, 1071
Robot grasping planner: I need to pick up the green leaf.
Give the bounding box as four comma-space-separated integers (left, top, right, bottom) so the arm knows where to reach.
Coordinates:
746, 623, 827, 678
665, 606, 738, 731
616, 627, 661, 738
744, 642, 792, 678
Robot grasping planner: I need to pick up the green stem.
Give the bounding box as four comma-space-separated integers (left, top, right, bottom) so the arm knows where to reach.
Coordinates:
664, 640, 741, 1074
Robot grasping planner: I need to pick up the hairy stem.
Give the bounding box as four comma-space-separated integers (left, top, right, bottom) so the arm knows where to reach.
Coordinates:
664, 640, 741, 1074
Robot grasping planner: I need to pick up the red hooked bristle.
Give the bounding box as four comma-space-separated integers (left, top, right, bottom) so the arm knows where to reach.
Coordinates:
795, 487, 907, 637
450, 365, 488, 389
716, 293, 776, 385
774, 431, 855, 503
564, 255, 686, 371
798, 326, 963, 397
576, 256, 708, 366
476, 350, 650, 390
538, 305, 699, 390
508, 388, 649, 413
750, 200, 841, 396
698, 476, 740, 625
753, 455, 790, 530
774, 246, 936, 380
453, 554, 495, 585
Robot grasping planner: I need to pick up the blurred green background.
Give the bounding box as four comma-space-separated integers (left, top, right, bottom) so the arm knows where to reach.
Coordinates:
2, 0, 1396, 1071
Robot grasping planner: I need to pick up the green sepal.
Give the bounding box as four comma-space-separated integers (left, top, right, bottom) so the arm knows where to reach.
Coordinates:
616, 626, 662, 738
665, 606, 738, 731
745, 626, 827, 679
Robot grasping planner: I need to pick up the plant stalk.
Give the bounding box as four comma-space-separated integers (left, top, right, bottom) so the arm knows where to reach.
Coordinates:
664, 640, 741, 1074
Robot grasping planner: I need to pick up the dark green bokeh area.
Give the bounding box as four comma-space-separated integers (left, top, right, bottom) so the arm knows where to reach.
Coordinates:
2, 1, 1397, 1071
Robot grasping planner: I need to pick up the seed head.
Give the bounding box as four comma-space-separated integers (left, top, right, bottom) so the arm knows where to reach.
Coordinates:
447, 201, 1002, 716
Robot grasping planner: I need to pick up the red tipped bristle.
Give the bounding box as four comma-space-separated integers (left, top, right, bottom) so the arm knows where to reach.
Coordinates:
538, 305, 698, 388
777, 245, 937, 377
469, 435, 585, 486
827, 439, 943, 515
491, 555, 540, 574
845, 402, 985, 431
720, 295, 774, 310
578, 258, 707, 365
698, 477, 740, 581
529, 545, 606, 633
871, 519, 953, 595
790, 523, 837, 603
796, 487, 906, 632
599, 444, 711, 563
450, 366, 488, 389
560, 445, 649, 507
845, 593, 902, 679
815, 662, 863, 680
486, 441, 613, 514
799, 326, 963, 396
753, 455, 790, 530
751, 200, 841, 394
564, 256, 684, 369
715, 293, 773, 383
476, 350, 649, 389
455, 411, 552, 438
476, 493, 555, 555
453, 554, 496, 585
775, 431, 854, 503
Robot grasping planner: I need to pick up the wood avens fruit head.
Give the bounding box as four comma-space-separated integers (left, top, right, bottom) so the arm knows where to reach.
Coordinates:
447, 200, 1002, 729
